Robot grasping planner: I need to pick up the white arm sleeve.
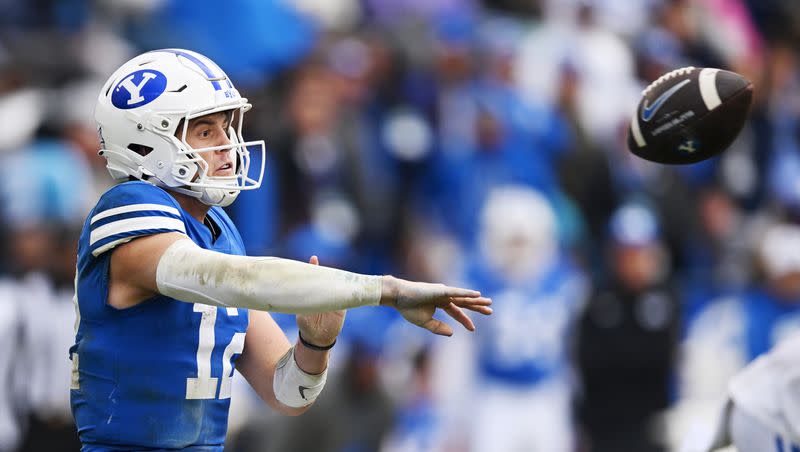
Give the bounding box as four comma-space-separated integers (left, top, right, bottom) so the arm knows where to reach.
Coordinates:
155, 239, 382, 313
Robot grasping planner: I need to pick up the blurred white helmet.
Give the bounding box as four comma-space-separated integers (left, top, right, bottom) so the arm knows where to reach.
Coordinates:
94, 49, 265, 207
759, 224, 800, 279
479, 186, 558, 282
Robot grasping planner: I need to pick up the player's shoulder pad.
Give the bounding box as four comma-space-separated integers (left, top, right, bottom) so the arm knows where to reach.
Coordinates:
87, 181, 187, 257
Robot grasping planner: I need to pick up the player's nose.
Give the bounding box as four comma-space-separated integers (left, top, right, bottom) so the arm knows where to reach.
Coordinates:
214, 126, 232, 150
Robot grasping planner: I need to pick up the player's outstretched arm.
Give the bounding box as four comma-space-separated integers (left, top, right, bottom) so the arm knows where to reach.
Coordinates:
155, 238, 493, 332
112, 235, 492, 334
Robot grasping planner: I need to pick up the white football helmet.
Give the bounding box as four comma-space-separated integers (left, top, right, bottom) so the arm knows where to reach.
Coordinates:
94, 49, 265, 207
479, 185, 558, 283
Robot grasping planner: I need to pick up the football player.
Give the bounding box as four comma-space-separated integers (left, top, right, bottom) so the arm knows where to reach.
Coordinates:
69, 49, 492, 451
682, 224, 800, 452
466, 186, 587, 452
683, 337, 800, 452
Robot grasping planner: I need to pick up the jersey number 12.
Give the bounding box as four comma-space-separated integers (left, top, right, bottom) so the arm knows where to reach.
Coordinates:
186, 304, 245, 400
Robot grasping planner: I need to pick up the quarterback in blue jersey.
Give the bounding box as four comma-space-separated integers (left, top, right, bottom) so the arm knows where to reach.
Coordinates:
69, 49, 492, 451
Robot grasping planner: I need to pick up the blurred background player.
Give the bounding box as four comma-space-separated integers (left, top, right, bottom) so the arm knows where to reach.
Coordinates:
578, 201, 681, 452
726, 336, 800, 452
463, 186, 587, 452
724, 225, 800, 452
679, 223, 800, 452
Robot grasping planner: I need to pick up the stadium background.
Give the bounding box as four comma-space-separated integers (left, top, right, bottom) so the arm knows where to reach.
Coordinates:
1, 0, 799, 451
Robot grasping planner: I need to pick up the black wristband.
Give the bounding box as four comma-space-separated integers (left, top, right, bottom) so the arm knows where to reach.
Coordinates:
298, 332, 336, 351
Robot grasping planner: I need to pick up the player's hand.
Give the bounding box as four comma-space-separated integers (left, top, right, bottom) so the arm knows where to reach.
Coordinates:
380, 276, 492, 336
295, 256, 346, 348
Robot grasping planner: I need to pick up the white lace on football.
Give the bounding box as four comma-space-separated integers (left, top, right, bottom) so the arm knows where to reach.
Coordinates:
642, 66, 696, 97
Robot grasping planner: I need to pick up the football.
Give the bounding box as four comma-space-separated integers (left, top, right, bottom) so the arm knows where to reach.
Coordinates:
627, 66, 753, 164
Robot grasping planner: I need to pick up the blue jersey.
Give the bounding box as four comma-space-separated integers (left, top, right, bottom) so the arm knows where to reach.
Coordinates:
69, 181, 249, 451
742, 286, 800, 360
469, 259, 586, 385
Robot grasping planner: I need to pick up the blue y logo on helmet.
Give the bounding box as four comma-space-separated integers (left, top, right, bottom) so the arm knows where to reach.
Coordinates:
111, 69, 167, 110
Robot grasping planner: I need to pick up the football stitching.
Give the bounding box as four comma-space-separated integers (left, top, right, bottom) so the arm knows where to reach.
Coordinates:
642, 66, 696, 97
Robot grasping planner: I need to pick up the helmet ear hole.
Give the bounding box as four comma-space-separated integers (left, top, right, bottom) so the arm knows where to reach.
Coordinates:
127, 144, 154, 157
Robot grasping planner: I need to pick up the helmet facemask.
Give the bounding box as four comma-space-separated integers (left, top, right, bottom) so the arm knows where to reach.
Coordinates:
167, 104, 265, 207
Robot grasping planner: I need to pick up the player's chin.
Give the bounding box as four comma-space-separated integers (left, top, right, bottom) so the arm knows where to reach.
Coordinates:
212, 169, 235, 177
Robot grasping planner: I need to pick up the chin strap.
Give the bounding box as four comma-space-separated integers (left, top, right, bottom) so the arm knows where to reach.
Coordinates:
162, 181, 239, 207
198, 186, 239, 207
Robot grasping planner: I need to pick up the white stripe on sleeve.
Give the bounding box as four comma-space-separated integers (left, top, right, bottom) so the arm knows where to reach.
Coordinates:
90, 216, 186, 247
90, 203, 181, 225
91, 237, 134, 257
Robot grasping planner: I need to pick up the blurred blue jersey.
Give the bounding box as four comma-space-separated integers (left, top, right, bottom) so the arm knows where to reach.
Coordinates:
470, 259, 586, 385
743, 287, 800, 360
69, 181, 249, 451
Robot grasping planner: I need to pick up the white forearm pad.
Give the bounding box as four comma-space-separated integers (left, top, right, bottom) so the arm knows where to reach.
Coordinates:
273, 346, 327, 408
155, 239, 382, 313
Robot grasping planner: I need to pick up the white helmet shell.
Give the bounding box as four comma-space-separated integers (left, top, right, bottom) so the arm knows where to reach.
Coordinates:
94, 49, 265, 206
479, 185, 558, 282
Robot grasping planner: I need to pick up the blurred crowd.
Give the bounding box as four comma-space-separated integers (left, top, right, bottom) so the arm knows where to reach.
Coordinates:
2, 0, 800, 451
